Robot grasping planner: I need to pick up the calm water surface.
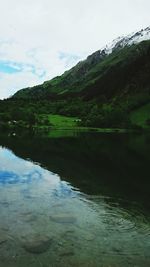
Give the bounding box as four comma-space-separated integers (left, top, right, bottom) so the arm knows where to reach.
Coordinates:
0, 132, 150, 267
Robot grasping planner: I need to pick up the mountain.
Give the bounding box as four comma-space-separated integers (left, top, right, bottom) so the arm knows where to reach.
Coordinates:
9, 27, 150, 129
102, 26, 150, 54
13, 27, 150, 102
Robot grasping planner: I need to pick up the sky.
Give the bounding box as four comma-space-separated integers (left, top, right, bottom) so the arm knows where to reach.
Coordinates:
0, 0, 150, 99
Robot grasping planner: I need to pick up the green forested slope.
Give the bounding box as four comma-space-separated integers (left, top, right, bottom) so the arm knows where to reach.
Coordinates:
13, 41, 150, 102
0, 40, 148, 130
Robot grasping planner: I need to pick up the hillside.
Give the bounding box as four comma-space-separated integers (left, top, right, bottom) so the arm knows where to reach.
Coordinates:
13, 41, 150, 102
0, 26, 149, 130
13, 27, 150, 101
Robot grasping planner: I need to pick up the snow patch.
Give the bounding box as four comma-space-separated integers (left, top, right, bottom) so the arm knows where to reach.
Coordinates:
100, 26, 150, 55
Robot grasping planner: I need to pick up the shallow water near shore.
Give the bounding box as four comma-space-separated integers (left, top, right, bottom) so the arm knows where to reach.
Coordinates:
0, 132, 150, 267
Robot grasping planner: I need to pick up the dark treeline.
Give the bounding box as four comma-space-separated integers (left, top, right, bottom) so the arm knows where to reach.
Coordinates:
0, 93, 149, 132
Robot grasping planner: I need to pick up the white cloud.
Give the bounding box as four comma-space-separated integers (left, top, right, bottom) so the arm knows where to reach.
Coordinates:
0, 71, 42, 99
0, 0, 150, 98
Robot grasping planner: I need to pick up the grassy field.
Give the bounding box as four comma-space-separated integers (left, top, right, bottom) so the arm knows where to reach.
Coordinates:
130, 103, 150, 128
38, 114, 128, 134
47, 114, 80, 129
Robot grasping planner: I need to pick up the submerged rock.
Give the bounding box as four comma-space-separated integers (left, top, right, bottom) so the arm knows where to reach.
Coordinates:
21, 234, 52, 254
23, 214, 38, 223
84, 232, 96, 241
50, 214, 77, 224
60, 251, 75, 257
0, 238, 7, 245
0, 234, 7, 245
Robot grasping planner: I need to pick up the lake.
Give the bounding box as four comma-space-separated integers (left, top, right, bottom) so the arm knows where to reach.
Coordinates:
0, 132, 150, 267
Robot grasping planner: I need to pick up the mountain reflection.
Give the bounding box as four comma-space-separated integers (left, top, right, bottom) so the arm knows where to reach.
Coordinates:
0, 132, 150, 205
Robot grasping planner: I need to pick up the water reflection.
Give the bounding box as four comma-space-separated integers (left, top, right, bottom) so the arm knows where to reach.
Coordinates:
0, 133, 150, 267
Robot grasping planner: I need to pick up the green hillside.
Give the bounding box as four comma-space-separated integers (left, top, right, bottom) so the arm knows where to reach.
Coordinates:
13, 41, 150, 102
130, 102, 150, 128
0, 39, 149, 131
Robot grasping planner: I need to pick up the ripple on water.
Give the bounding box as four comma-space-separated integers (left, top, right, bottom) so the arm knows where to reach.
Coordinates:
81, 195, 150, 259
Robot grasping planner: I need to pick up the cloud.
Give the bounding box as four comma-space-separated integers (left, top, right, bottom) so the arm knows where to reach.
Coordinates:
58, 52, 82, 68
0, 0, 150, 98
0, 71, 41, 99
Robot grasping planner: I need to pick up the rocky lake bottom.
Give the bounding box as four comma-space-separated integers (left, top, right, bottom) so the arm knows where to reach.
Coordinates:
0, 133, 150, 267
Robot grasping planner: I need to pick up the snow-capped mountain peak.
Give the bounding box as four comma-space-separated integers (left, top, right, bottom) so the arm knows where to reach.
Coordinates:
101, 26, 150, 55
